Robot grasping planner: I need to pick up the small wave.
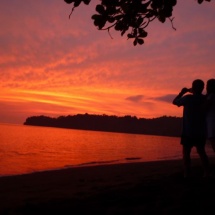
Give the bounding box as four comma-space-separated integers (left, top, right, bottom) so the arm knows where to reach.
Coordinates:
158, 155, 181, 160
125, 157, 142, 161
65, 160, 120, 168
8, 151, 38, 156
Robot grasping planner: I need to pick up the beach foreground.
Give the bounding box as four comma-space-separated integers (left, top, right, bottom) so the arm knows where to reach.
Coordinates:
1, 158, 215, 215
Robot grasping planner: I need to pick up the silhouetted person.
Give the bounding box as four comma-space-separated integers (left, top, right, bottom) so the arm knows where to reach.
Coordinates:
173, 79, 209, 178
206, 79, 215, 152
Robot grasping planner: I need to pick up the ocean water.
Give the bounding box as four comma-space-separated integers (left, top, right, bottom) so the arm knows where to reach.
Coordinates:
0, 123, 214, 176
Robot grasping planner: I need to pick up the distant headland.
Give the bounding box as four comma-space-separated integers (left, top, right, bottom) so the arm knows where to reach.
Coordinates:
24, 114, 182, 137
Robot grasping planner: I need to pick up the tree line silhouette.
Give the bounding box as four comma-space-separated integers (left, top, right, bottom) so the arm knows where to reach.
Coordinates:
24, 114, 182, 137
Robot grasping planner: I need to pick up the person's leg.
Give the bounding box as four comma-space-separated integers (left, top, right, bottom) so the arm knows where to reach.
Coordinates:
196, 145, 209, 177
182, 145, 192, 178
209, 137, 215, 152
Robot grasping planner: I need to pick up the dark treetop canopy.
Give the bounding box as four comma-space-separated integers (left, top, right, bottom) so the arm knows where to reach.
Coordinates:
64, 0, 211, 46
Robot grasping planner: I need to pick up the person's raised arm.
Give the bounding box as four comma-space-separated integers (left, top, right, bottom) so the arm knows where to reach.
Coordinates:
172, 88, 191, 106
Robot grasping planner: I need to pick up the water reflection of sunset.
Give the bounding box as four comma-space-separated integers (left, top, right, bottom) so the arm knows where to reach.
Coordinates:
0, 1, 214, 124
0, 123, 184, 176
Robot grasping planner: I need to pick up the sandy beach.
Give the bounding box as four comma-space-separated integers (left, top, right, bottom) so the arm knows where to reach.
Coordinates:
1, 158, 215, 215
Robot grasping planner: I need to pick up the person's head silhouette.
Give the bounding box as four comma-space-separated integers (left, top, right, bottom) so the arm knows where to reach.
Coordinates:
206, 78, 215, 94
192, 79, 204, 95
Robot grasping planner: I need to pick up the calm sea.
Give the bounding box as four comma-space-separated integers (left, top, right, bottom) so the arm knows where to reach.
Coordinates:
0, 123, 214, 176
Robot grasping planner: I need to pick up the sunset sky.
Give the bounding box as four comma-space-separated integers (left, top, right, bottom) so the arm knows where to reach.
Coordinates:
0, 1, 215, 124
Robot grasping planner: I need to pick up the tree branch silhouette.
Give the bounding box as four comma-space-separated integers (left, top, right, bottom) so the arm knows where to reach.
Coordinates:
64, 0, 211, 46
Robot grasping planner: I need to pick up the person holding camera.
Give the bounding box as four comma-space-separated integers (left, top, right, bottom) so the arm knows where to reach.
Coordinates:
206, 79, 215, 152
172, 79, 209, 178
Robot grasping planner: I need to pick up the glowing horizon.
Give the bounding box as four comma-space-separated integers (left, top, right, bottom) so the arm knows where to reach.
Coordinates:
0, 1, 214, 124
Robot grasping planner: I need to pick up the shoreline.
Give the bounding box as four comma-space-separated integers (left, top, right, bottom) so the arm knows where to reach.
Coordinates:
0, 157, 175, 178
1, 158, 215, 214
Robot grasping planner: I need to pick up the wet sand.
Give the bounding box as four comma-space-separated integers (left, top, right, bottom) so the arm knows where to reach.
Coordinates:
1, 158, 215, 215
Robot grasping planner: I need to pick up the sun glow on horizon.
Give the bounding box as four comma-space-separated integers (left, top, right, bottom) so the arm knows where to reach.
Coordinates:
0, 1, 214, 124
